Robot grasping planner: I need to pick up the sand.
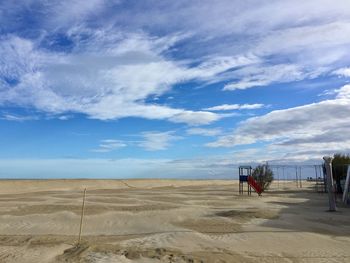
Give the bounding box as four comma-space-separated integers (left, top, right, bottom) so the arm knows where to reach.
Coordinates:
0, 179, 349, 262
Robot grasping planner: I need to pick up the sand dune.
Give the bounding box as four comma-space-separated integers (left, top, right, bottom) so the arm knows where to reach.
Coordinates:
0, 179, 349, 262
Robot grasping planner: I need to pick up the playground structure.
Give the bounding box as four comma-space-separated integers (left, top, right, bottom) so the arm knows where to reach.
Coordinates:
238, 162, 350, 206
238, 164, 327, 196
238, 166, 263, 196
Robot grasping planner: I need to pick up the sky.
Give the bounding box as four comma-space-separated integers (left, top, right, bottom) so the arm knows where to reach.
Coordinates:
1, 0, 350, 178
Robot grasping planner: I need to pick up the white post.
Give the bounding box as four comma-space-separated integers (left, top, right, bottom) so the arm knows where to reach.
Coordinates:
323, 157, 337, 211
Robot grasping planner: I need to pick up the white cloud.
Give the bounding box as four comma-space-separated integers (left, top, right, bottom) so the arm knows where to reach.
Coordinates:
317, 89, 338, 97
208, 85, 350, 159
139, 131, 181, 151
186, 127, 222, 136
223, 64, 324, 90
336, 84, 350, 99
1, 0, 350, 125
255, 22, 350, 57
204, 103, 264, 111
227, 148, 284, 164
49, 0, 107, 27
169, 110, 223, 125
97, 0, 350, 90
102, 0, 350, 41
333, 67, 350, 77
0, 33, 253, 125
0, 114, 38, 122
57, 115, 72, 120
0, 0, 109, 32
91, 139, 127, 153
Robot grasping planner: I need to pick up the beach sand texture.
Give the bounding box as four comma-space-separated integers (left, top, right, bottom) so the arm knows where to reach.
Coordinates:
0, 179, 349, 262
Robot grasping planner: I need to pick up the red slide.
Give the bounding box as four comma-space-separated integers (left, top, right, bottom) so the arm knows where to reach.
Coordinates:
247, 176, 263, 195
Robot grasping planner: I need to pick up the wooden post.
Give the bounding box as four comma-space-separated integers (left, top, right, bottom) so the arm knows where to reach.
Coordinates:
295, 166, 298, 187
77, 188, 87, 245
323, 157, 337, 211
299, 167, 302, 188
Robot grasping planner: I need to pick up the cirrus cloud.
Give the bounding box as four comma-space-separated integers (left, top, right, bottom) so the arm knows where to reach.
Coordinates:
91, 139, 127, 153
204, 103, 265, 111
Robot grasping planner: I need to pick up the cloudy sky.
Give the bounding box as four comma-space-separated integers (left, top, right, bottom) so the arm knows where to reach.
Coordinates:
1, 0, 350, 178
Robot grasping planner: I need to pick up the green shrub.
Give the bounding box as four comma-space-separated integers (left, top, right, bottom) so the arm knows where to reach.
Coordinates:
252, 165, 274, 191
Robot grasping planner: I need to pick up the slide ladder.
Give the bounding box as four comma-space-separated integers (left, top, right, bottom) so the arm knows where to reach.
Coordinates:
247, 176, 263, 196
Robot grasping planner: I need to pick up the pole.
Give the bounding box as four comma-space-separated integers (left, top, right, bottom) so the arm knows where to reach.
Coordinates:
78, 188, 87, 245
322, 165, 327, 193
343, 166, 350, 204
314, 165, 318, 192
323, 157, 337, 211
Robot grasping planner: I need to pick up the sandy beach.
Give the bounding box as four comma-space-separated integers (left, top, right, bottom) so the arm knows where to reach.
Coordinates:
0, 179, 349, 263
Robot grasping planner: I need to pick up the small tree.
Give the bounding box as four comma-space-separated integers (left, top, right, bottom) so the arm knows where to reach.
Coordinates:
332, 153, 350, 193
252, 165, 274, 191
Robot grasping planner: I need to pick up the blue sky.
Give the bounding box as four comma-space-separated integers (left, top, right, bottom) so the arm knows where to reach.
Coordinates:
1, 0, 350, 178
